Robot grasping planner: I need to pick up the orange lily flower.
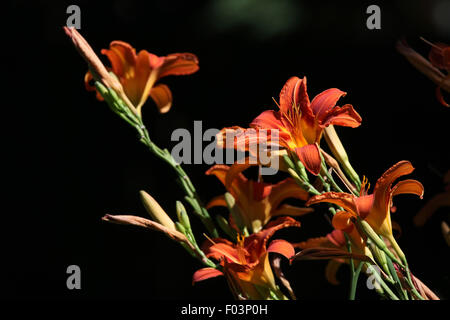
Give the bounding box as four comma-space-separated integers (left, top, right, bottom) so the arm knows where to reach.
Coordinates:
206, 164, 312, 233
85, 41, 199, 114
306, 161, 424, 246
217, 77, 361, 175
192, 216, 300, 300
397, 39, 450, 107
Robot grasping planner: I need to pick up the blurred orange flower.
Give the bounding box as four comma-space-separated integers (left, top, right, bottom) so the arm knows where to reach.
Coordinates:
397, 39, 450, 107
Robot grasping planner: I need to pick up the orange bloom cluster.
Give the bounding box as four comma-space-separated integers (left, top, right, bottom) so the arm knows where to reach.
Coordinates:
67, 28, 440, 300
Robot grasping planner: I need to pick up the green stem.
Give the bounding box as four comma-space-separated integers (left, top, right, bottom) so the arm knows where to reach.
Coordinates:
403, 260, 425, 300
386, 235, 424, 300
365, 263, 399, 300
349, 262, 363, 300
137, 121, 218, 237
386, 254, 409, 300
345, 232, 356, 300
320, 154, 344, 193
287, 168, 321, 196
96, 83, 219, 238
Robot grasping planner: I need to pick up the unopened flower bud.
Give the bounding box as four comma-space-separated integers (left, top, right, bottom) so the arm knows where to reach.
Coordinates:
176, 201, 191, 230
140, 190, 176, 231
224, 192, 247, 235
324, 125, 361, 186
64, 26, 139, 117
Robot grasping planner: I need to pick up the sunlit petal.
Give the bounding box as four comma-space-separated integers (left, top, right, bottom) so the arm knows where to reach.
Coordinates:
192, 268, 223, 284
295, 144, 321, 175
307, 192, 358, 214
158, 53, 199, 78
149, 84, 173, 113
267, 239, 295, 260
310, 88, 346, 119
318, 104, 362, 128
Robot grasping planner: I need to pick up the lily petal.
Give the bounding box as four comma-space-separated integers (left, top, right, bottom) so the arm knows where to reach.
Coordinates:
326, 229, 347, 248
149, 84, 173, 113
250, 111, 292, 145
101, 41, 137, 78
192, 267, 224, 284
354, 194, 374, 219
251, 110, 285, 130
318, 104, 362, 128
373, 161, 415, 213
310, 88, 346, 119
245, 216, 301, 259
84, 71, 105, 101
332, 211, 354, 230
206, 195, 227, 209
216, 126, 278, 154
208, 243, 244, 264
295, 144, 321, 175
269, 178, 310, 209
307, 191, 358, 214
279, 76, 313, 119
267, 239, 295, 260
391, 179, 424, 198
252, 181, 273, 201
158, 53, 199, 78
206, 165, 248, 202
225, 163, 252, 190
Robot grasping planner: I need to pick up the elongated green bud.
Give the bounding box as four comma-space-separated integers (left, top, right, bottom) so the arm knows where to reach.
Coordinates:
287, 168, 320, 195
175, 221, 187, 235
295, 159, 309, 182
224, 192, 248, 235
357, 219, 403, 267
94, 81, 109, 97
176, 201, 191, 230
215, 214, 237, 239
140, 190, 176, 231
288, 168, 301, 182
282, 154, 295, 169
324, 125, 361, 187
368, 240, 390, 276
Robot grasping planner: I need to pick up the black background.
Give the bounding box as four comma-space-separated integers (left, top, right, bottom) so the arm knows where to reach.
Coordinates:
4, 0, 449, 300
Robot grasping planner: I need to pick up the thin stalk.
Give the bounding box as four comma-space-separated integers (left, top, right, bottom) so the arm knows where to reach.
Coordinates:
349, 262, 363, 300
365, 263, 399, 300
137, 120, 218, 237
345, 232, 357, 300
386, 254, 409, 300
97, 83, 219, 238
320, 156, 344, 193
